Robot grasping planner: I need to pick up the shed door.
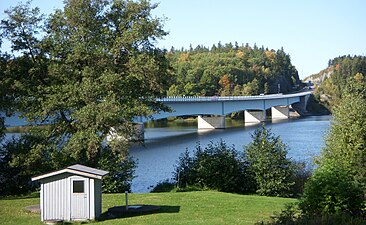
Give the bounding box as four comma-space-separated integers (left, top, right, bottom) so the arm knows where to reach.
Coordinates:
70, 177, 89, 220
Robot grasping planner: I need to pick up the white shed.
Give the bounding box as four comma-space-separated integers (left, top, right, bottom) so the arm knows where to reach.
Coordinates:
32, 164, 108, 222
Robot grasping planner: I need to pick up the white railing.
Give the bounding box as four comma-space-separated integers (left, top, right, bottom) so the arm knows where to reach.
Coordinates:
157, 91, 312, 102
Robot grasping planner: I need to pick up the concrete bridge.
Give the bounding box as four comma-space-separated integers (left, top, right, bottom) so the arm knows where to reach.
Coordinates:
136, 91, 311, 123
124, 91, 312, 139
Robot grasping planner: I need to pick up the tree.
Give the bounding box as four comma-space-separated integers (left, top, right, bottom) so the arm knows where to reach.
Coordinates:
219, 74, 232, 96
243, 78, 259, 95
167, 42, 300, 97
0, 51, 7, 142
243, 125, 295, 197
0, 0, 170, 193
298, 74, 366, 217
314, 55, 366, 110
320, 74, 366, 194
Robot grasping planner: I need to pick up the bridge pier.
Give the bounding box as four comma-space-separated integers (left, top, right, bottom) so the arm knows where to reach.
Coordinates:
198, 115, 226, 129
271, 106, 289, 120
107, 123, 144, 142
244, 110, 266, 123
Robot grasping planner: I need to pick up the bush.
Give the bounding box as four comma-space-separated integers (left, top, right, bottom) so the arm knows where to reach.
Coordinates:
244, 125, 295, 197
174, 140, 251, 193
299, 165, 365, 216
150, 179, 176, 193
0, 134, 136, 195
291, 162, 312, 197
258, 209, 366, 225
257, 203, 366, 225
97, 147, 136, 193
174, 149, 195, 189
0, 134, 54, 196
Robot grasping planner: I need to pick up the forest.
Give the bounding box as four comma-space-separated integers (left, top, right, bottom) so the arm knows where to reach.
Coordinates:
165, 42, 301, 97
311, 55, 366, 110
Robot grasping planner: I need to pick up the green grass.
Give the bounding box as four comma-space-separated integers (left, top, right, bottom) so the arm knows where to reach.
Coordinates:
0, 191, 296, 225
0, 196, 40, 225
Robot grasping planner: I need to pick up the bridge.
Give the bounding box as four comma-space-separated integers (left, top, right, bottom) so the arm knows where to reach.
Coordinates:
126, 91, 312, 139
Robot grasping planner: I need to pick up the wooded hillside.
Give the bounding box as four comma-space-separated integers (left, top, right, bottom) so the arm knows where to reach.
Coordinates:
307, 55, 366, 110
165, 43, 300, 97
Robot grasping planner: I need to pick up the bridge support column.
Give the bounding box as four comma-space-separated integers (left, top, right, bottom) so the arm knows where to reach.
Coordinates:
271, 106, 289, 120
107, 123, 145, 142
198, 115, 226, 129
244, 110, 266, 123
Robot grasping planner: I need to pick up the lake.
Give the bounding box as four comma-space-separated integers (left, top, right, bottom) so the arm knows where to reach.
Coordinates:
130, 116, 331, 193
3, 115, 331, 193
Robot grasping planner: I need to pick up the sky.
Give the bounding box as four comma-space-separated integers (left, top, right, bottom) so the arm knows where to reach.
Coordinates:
1, 0, 365, 79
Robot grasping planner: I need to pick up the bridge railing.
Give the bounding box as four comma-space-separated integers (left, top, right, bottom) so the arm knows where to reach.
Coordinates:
157, 92, 311, 102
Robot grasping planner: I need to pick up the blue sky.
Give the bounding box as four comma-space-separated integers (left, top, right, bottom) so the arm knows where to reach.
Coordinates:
1, 0, 365, 78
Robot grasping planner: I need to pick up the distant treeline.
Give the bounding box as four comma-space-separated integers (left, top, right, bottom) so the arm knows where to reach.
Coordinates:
165, 42, 301, 97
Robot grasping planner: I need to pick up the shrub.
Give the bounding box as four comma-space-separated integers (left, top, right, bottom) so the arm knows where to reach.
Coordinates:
174, 149, 196, 189
151, 179, 176, 193
258, 210, 366, 225
97, 147, 136, 193
299, 165, 365, 216
291, 161, 312, 197
0, 134, 54, 196
174, 140, 251, 193
244, 125, 295, 197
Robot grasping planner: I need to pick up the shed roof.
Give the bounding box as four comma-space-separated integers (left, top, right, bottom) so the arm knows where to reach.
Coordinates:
32, 164, 109, 181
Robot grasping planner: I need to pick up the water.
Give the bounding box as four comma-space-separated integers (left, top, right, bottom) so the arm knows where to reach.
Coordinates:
130, 116, 331, 193
3, 115, 331, 193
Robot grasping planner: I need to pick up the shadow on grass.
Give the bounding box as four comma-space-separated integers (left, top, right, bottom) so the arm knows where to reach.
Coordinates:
98, 205, 180, 221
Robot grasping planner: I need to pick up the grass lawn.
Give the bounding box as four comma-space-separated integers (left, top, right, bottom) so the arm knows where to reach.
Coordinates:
0, 191, 296, 225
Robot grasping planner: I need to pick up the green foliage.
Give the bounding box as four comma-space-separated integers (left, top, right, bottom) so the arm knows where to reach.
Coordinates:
150, 179, 176, 193
97, 147, 136, 193
292, 75, 366, 219
174, 140, 251, 193
298, 76, 366, 216
174, 149, 195, 188
291, 162, 312, 197
299, 165, 364, 216
320, 76, 366, 191
0, 133, 136, 195
256, 203, 300, 225
314, 55, 366, 110
244, 125, 295, 197
305, 94, 330, 115
167, 44, 300, 97
0, 0, 169, 194
0, 116, 4, 143
259, 204, 366, 225
0, 47, 11, 142
0, 134, 54, 195
173, 129, 307, 197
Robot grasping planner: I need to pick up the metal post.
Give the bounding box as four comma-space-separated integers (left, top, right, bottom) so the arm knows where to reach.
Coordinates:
125, 191, 129, 211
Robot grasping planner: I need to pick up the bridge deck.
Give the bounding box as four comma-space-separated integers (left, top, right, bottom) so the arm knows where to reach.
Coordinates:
135, 91, 312, 122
